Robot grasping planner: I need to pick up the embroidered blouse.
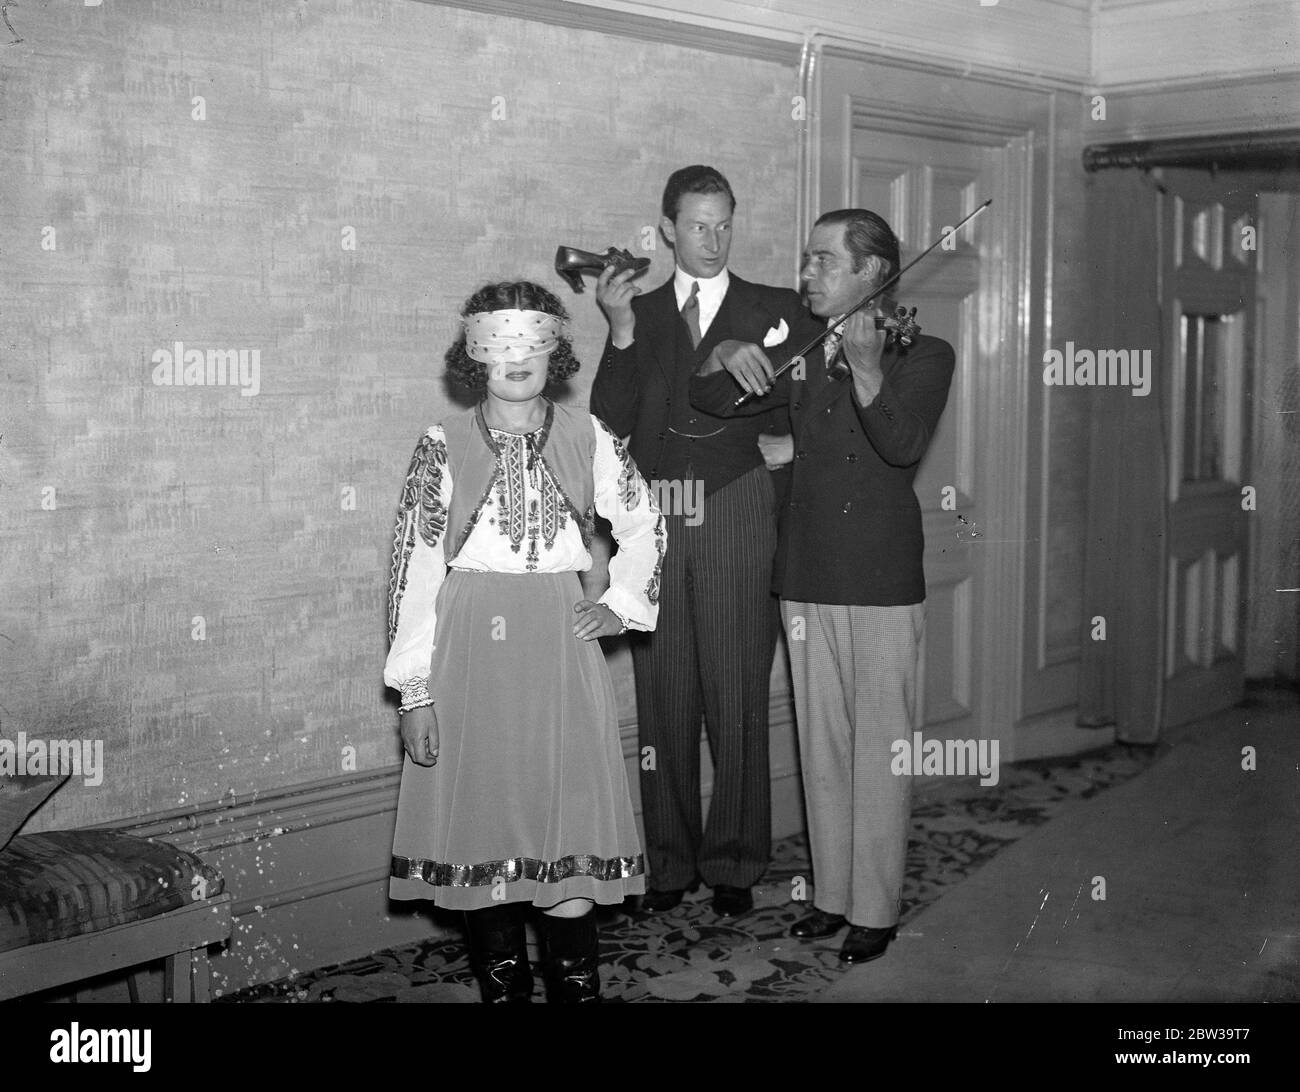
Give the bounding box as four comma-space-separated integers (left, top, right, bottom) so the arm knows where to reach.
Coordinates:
384, 409, 666, 697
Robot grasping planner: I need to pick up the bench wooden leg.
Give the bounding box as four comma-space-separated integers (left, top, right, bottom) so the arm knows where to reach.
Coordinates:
193, 947, 212, 1003
164, 949, 194, 1003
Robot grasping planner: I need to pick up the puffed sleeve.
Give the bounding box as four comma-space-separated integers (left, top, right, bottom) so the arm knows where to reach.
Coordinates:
591, 415, 665, 632
384, 426, 451, 705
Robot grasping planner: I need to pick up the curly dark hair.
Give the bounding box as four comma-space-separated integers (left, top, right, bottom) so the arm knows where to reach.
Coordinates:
444, 281, 581, 391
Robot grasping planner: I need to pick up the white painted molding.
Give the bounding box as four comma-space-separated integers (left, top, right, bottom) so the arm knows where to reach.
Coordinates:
412, 0, 801, 63
1094, 0, 1300, 87
1095, 68, 1300, 96
1085, 71, 1300, 143
415, 0, 1093, 88
100, 769, 400, 854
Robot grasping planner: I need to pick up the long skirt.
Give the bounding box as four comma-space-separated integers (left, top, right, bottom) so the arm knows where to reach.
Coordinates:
389, 569, 645, 910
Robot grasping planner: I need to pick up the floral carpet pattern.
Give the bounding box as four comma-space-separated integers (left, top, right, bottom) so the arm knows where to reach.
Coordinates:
222, 743, 1162, 1004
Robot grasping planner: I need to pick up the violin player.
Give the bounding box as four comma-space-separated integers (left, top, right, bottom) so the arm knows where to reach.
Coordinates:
690, 208, 956, 963
588, 165, 807, 919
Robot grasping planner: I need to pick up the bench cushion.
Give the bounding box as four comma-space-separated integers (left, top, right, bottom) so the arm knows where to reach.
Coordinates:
0, 830, 226, 953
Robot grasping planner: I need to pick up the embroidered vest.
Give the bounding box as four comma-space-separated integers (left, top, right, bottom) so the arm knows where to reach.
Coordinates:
440, 400, 597, 563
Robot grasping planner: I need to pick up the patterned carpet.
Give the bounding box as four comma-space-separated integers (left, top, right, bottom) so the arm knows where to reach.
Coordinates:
221, 742, 1162, 1003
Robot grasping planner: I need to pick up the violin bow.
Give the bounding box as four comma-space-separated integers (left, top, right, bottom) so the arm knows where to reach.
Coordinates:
732, 198, 991, 408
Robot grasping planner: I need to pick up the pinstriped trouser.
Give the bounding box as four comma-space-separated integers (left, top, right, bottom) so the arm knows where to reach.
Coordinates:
781, 599, 924, 928
631, 466, 779, 891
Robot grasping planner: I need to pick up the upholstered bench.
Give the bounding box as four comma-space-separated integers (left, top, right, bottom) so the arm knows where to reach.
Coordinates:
0, 829, 232, 1002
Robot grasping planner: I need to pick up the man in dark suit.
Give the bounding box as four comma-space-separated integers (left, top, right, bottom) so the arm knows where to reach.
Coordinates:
690, 208, 955, 962
589, 165, 804, 917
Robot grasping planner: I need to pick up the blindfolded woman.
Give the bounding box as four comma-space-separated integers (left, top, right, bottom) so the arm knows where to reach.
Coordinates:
384, 280, 665, 1002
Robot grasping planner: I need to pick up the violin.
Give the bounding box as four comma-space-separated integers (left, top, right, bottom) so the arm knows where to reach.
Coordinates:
732, 199, 990, 408
825, 303, 921, 381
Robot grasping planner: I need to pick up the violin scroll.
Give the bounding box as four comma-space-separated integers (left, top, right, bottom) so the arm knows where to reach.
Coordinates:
874, 304, 920, 350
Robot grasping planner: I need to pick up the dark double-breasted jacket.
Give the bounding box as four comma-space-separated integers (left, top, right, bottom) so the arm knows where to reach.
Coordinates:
690, 317, 956, 606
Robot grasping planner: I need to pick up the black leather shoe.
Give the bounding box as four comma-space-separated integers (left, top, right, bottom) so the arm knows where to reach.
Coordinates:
711, 884, 754, 918
640, 888, 686, 912
839, 924, 897, 964
639, 877, 700, 914
789, 908, 847, 939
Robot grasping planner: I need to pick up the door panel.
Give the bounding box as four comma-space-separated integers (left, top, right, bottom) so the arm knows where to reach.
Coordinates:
1158, 169, 1256, 728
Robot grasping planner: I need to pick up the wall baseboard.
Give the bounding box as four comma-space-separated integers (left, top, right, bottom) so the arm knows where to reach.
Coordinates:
104, 700, 806, 994
103, 691, 1102, 992
1006, 704, 1115, 764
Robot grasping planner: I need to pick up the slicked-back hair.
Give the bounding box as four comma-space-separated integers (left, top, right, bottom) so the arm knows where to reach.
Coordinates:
815, 208, 901, 289
661, 165, 737, 222
444, 280, 580, 391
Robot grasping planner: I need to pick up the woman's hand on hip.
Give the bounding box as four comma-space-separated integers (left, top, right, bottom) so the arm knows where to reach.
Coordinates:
573, 599, 624, 641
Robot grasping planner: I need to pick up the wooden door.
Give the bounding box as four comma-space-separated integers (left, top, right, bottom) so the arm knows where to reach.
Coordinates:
815, 57, 1035, 749
841, 128, 990, 739
1157, 168, 1257, 727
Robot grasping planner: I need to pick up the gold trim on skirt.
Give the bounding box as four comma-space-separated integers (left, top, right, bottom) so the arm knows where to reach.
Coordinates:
391, 852, 644, 888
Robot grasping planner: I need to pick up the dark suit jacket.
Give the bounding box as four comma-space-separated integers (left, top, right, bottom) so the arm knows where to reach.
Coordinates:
690, 325, 956, 606
590, 272, 805, 498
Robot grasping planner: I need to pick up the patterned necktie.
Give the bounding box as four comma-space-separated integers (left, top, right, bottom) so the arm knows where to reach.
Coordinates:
681, 281, 702, 349
822, 324, 843, 369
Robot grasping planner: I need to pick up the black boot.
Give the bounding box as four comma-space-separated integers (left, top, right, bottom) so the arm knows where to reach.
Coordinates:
464, 904, 534, 1003
540, 910, 601, 1003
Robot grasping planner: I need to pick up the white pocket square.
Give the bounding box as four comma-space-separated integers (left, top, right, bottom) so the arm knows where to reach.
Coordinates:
762, 319, 789, 348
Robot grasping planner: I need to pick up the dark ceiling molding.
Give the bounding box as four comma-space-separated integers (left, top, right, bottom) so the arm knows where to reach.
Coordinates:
413, 0, 803, 67
1083, 129, 1300, 173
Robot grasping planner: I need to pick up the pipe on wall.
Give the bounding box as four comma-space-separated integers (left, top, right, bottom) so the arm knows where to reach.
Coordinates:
1083, 129, 1300, 173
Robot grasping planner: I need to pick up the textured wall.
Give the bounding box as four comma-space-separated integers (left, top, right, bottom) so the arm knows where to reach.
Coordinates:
0, 0, 799, 829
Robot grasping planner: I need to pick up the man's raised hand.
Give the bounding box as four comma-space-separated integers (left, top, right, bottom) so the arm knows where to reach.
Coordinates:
841, 310, 887, 378
596, 265, 640, 347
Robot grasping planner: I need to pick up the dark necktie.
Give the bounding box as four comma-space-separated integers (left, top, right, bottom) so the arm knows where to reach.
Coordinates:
681, 281, 702, 349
